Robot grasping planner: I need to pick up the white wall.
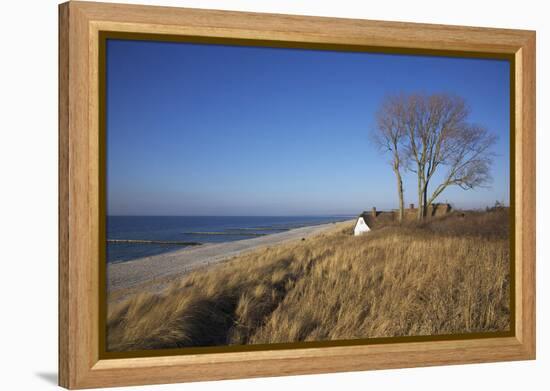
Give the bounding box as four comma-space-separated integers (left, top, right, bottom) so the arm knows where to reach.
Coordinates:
1, 0, 547, 389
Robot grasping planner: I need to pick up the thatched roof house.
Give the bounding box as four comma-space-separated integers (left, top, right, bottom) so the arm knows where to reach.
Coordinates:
354, 203, 453, 236
353, 212, 372, 236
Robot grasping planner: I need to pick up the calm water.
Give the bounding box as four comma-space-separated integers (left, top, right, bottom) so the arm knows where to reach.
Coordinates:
106, 216, 350, 263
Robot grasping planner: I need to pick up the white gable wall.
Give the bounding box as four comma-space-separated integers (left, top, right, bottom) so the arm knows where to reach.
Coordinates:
354, 217, 370, 236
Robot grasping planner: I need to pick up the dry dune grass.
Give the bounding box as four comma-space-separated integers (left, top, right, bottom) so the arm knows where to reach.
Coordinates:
107, 210, 510, 352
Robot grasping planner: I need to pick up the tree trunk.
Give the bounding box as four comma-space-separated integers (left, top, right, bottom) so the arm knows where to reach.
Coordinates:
416, 172, 424, 220
394, 168, 404, 223
422, 184, 429, 218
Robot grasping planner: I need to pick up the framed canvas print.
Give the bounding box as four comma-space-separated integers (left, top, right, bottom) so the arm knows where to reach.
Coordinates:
58, 1, 536, 389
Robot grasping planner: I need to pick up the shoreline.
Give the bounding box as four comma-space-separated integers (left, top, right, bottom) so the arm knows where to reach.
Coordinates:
107, 219, 354, 298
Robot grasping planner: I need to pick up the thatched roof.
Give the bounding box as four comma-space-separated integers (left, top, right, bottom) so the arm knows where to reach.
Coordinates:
357, 210, 395, 227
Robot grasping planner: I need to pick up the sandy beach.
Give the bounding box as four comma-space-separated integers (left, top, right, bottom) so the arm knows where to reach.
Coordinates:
107, 219, 353, 297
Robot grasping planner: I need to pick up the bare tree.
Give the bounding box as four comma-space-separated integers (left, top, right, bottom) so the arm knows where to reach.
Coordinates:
401, 93, 496, 219
372, 95, 408, 222
373, 93, 496, 220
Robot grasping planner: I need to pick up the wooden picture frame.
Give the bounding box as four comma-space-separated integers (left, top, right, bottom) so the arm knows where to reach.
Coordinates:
59, 1, 536, 389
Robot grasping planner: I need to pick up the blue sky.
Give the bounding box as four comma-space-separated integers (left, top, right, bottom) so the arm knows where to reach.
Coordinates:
106, 39, 510, 216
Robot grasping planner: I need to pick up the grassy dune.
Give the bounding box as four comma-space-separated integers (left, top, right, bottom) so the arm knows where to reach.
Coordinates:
107, 210, 510, 352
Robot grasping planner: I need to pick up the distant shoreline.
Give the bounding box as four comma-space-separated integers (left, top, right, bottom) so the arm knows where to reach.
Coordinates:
107, 219, 354, 299
107, 215, 354, 263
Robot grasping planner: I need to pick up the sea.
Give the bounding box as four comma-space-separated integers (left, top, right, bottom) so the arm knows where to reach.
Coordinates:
106, 215, 351, 263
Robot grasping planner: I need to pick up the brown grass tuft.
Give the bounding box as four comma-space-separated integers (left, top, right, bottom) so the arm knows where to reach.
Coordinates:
107, 209, 510, 351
